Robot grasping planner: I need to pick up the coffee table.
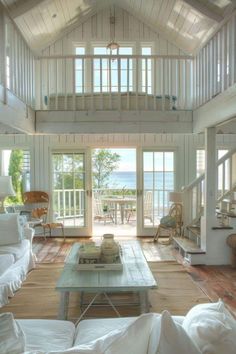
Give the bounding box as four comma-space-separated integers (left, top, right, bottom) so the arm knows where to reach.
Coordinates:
56, 241, 157, 320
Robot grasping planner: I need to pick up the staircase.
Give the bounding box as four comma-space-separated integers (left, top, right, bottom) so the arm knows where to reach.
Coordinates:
173, 147, 236, 264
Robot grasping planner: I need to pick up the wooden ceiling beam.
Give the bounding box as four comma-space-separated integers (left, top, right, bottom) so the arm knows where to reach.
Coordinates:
2, 0, 47, 19
183, 0, 224, 22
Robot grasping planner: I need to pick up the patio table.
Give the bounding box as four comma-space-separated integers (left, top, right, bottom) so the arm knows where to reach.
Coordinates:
102, 197, 136, 224
56, 241, 157, 320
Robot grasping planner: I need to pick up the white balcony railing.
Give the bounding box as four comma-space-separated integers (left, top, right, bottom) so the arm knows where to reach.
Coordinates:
36, 54, 193, 111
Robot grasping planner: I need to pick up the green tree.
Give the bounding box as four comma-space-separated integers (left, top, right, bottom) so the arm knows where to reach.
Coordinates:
92, 149, 120, 189
8, 149, 23, 204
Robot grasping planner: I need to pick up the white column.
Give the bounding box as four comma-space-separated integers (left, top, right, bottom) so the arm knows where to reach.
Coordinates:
0, 6, 6, 102
201, 127, 217, 251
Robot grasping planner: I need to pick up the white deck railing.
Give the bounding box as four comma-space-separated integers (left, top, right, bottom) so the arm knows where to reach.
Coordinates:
182, 147, 236, 228
53, 187, 170, 223
36, 54, 193, 111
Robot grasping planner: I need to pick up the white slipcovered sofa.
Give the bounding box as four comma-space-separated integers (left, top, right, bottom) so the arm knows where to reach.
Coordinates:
1, 300, 236, 354
0, 213, 35, 307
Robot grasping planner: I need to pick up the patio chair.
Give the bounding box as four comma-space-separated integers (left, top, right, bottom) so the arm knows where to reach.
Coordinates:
93, 194, 114, 224
154, 203, 183, 243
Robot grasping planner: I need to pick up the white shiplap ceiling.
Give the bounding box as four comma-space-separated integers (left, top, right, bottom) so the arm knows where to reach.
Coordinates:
1, 0, 235, 54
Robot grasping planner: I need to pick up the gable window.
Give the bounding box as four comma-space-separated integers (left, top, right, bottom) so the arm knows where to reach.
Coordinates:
93, 46, 133, 92
141, 47, 152, 94
75, 47, 85, 93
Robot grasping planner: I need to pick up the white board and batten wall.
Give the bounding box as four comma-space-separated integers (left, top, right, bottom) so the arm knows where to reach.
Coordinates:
41, 7, 187, 56
1, 133, 236, 192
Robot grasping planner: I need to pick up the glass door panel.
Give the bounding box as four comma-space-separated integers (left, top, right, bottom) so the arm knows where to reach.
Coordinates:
52, 151, 91, 235
142, 151, 175, 228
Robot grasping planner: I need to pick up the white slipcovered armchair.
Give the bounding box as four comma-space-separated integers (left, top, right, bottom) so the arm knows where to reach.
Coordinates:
0, 213, 35, 307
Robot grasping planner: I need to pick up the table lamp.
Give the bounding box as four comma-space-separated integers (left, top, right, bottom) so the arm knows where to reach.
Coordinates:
168, 191, 183, 205
0, 176, 16, 213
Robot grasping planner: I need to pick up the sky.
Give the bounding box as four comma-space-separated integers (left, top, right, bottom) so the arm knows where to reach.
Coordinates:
3, 148, 137, 175
108, 149, 136, 172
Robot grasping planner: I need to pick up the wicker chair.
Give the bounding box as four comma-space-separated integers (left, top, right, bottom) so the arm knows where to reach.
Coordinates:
154, 203, 183, 243
21, 191, 49, 234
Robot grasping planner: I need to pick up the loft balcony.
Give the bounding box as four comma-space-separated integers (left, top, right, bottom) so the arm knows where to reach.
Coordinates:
35, 54, 193, 112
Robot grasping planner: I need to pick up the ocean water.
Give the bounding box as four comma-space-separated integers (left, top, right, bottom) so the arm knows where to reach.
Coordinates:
108, 171, 174, 190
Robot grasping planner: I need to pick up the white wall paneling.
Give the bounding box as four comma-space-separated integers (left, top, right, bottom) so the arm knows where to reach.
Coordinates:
1, 132, 236, 192
4, 14, 35, 108
41, 7, 187, 57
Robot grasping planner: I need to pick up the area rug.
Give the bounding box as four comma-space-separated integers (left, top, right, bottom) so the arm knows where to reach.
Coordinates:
0, 262, 210, 321
33, 238, 176, 263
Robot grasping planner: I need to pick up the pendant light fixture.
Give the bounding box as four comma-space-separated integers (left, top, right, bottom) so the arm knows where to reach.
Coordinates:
107, 6, 120, 53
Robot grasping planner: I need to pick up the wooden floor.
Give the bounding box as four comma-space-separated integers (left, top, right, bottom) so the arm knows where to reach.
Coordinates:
32, 236, 236, 317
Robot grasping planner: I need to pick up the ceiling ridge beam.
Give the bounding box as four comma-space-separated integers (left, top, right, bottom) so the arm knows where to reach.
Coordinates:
183, 0, 223, 22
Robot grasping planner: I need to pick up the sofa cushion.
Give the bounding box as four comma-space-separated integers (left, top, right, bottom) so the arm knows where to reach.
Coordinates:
50, 313, 155, 354
0, 239, 30, 262
18, 319, 75, 352
148, 310, 201, 354
182, 300, 236, 354
74, 317, 136, 346
75, 315, 185, 346
0, 213, 24, 245
0, 254, 14, 276
0, 313, 26, 354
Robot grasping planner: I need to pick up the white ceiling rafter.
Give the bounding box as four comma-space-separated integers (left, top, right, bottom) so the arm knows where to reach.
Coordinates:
34, 6, 103, 54
1, 0, 235, 55
119, 0, 190, 55
183, 0, 224, 22
1, 0, 48, 18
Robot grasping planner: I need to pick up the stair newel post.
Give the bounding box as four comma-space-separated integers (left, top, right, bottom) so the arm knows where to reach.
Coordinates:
201, 127, 217, 254
182, 187, 190, 236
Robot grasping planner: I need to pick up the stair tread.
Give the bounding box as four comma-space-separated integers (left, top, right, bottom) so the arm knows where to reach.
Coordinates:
173, 236, 205, 254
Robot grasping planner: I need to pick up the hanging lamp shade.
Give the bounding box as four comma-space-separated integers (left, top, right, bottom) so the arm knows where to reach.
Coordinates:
107, 9, 119, 52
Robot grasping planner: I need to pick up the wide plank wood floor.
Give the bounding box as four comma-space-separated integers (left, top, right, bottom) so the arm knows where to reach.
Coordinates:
32, 236, 236, 316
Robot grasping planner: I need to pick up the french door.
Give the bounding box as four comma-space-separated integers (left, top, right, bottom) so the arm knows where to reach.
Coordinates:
51, 150, 92, 236
137, 150, 175, 236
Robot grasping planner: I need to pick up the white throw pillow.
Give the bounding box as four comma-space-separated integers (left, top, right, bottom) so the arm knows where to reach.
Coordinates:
0, 312, 26, 354
48, 313, 156, 354
0, 213, 23, 245
182, 300, 236, 354
148, 310, 201, 354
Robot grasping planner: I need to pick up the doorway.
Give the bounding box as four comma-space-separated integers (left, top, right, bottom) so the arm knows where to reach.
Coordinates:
92, 148, 137, 237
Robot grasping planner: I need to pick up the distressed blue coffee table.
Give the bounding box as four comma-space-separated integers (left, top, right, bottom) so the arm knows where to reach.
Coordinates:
56, 241, 157, 320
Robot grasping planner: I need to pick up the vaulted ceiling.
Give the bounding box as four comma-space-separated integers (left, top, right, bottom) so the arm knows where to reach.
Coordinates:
1, 0, 235, 54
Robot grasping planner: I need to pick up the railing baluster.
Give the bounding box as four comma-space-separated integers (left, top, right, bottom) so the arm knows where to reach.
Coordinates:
82, 57, 85, 110
100, 57, 102, 110
72, 58, 75, 111
118, 57, 121, 111
64, 58, 67, 110
109, 57, 112, 109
